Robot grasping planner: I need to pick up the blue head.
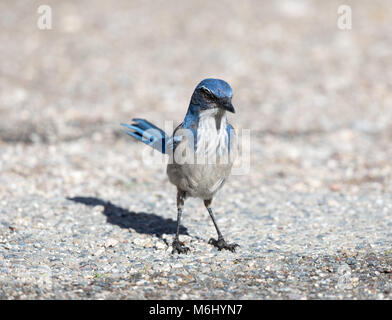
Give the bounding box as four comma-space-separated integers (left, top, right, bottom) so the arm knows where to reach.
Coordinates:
189, 78, 235, 114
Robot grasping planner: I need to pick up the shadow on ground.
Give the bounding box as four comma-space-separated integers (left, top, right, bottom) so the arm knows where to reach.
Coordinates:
67, 196, 188, 238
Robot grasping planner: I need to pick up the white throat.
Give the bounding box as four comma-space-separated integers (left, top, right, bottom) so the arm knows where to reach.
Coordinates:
196, 109, 228, 156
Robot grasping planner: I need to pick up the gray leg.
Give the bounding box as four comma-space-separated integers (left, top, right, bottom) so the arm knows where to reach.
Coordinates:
204, 199, 239, 252
172, 190, 190, 254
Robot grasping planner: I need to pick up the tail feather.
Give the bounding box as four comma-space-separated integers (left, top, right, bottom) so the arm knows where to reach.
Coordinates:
122, 123, 154, 141
121, 118, 168, 154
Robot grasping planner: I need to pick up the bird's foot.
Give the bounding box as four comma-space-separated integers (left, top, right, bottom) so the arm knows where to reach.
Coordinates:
172, 239, 190, 254
208, 237, 239, 252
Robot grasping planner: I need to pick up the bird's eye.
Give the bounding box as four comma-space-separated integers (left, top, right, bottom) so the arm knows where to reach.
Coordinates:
200, 87, 214, 98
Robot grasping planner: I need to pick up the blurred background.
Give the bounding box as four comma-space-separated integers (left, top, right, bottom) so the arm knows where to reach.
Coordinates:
1, 0, 392, 300
0, 0, 392, 197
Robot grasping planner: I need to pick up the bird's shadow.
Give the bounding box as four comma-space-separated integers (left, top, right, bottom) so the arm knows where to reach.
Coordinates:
67, 196, 188, 239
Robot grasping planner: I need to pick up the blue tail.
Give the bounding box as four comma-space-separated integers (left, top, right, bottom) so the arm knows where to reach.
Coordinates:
121, 118, 168, 154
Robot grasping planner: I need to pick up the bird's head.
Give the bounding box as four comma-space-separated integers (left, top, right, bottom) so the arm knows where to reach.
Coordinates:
189, 78, 235, 115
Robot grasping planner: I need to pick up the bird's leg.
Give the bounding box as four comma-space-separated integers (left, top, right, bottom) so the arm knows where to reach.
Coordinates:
204, 199, 239, 252
172, 190, 190, 254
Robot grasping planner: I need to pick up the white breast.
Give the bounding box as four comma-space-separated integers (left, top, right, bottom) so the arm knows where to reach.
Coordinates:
196, 110, 229, 158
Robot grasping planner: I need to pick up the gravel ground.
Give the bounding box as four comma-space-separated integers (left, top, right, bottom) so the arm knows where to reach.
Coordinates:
1, 0, 392, 299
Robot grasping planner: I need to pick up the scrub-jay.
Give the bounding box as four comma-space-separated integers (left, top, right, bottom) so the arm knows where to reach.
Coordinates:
122, 78, 239, 254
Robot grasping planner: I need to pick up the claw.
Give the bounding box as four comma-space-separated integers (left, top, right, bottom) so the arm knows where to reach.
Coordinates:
172, 239, 190, 254
208, 237, 239, 252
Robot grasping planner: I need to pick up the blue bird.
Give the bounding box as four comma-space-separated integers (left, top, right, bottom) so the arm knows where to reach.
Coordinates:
122, 78, 239, 254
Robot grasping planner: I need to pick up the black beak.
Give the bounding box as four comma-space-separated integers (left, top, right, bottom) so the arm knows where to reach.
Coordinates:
222, 101, 235, 113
